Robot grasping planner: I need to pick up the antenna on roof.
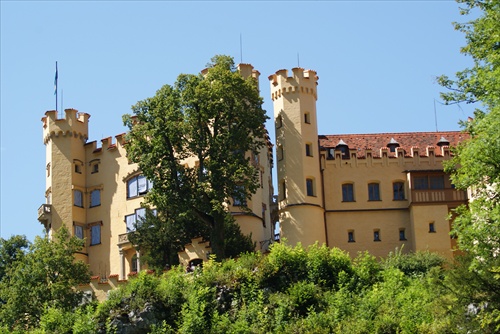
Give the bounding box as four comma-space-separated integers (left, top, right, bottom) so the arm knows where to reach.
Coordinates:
297, 53, 300, 67
434, 99, 439, 132
240, 33, 243, 63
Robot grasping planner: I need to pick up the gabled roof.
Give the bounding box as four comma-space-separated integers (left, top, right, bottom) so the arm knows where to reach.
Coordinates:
319, 131, 469, 158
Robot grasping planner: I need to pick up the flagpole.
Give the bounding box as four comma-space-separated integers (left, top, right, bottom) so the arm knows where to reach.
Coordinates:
54, 61, 58, 113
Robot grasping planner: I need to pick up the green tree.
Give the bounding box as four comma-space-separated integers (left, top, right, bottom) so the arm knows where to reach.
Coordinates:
0, 227, 90, 330
123, 55, 268, 262
0, 234, 29, 281
438, 0, 500, 330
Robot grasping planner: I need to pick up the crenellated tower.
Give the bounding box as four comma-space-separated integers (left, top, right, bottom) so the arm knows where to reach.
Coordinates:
40, 109, 90, 241
269, 68, 326, 246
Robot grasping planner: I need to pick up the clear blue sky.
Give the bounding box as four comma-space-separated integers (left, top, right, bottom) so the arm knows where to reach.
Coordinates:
1, 1, 475, 241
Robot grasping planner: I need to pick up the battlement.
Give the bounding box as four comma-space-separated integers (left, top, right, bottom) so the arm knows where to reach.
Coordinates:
84, 133, 127, 155
237, 63, 260, 82
269, 68, 319, 101
323, 145, 452, 161
42, 109, 90, 144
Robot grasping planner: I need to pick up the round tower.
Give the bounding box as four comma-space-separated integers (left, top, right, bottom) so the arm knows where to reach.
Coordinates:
40, 109, 89, 238
269, 68, 325, 247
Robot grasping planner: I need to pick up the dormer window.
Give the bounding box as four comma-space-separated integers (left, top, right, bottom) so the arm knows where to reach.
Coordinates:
437, 136, 450, 147
387, 138, 400, 153
336, 139, 349, 159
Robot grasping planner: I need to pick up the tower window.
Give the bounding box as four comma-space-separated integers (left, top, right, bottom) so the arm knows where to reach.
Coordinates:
306, 178, 315, 196
348, 230, 355, 242
368, 183, 380, 201
90, 224, 101, 245
399, 229, 407, 241
232, 185, 246, 206
342, 183, 355, 202
90, 189, 101, 207
280, 180, 287, 200
393, 182, 405, 200
277, 145, 284, 161
374, 230, 381, 241
46, 163, 51, 177
74, 225, 84, 239
276, 114, 283, 129
429, 222, 436, 233
304, 112, 311, 124
305, 143, 313, 157
73, 190, 83, 208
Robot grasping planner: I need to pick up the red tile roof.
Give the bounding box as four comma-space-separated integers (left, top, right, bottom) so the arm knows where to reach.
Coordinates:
319, 131, 469, 158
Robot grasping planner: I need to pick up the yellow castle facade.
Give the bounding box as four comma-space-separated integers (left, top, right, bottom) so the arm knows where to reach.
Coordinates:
270, 67, 468, 259
38, 64, 469, 298
38, 64, 276, 289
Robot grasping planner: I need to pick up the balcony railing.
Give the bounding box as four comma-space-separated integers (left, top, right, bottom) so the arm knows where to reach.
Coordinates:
410, 189, 467, 204
118, 233, 129, 245
37, 204, 52, 221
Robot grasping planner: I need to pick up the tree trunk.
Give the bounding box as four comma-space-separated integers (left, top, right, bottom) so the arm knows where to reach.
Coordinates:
210, 213, 226, 260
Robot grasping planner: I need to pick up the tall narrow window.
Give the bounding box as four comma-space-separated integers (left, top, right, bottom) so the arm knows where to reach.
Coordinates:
277, 145, 284, 161
90, 189, 101, 207
393, 182, 405, 200
276, 115, 283, 128
232, 185, 246, 206
305, 143, 313, 157
125, 213, 136, 232
90, 224, 101, 245
304, 112, 311, 124
429, 222, 436, 233
368, 183, 380, 201
306, 178, 314, 196
342, 183, 354, 202
348, 230, 355, 243
399, 229, 406, 241
281, 180, 287, 200
73, 190, 83, 207
374, 230, 381, 241
74, 225, 84, 239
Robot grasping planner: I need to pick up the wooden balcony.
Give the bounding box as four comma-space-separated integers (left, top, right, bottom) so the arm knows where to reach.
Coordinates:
410, 189, 467, 204
37, 204, 52, 222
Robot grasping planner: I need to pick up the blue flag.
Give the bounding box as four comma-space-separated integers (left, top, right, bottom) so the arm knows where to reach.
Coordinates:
54, 62, 58, 95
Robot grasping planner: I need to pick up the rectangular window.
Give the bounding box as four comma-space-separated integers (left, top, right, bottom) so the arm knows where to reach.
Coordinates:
127, 175, 152, 199
342, 184, 354, 202
429, 222, 436, 233
305, 143, 312, 157
393, 182, 405, 200
92, 163, 99, 174
348, 231, 355, 242
233, 185, 246, 206
374, 230, 381, 241
74, 225, 84, 239
125, 214, 136, 232
414, 176, 429, 190
90, 224, 101, 245
306, 178, 314, 196
90, 189, 101, 207
73, 190, 83, 207
125, 208, 156, 232
430, 175, 445, 189
75, 164, 82, 174
399, 229, 406, 241
281, 180, 287, 200
304, 112, 311, 124
368, 183, 380, 201
277, 145, 284, 161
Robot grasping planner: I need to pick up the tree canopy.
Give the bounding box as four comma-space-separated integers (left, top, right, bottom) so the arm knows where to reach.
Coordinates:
439, 0, 500, 329
123, 55, 268, 264
0, 227, 90, 330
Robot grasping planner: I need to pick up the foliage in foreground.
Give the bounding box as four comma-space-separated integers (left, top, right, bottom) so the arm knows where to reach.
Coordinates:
13, 242, 490, 334
0, 227, 90, 331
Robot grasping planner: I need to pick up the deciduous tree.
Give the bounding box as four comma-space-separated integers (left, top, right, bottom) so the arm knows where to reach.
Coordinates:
123, 55, 267, 262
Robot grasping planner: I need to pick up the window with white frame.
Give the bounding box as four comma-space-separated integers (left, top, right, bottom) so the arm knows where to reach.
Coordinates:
125, 208, 156, 232
127, 175, 153, 199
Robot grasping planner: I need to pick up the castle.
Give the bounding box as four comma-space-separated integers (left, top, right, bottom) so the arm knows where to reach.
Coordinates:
38, 64, 468, 298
